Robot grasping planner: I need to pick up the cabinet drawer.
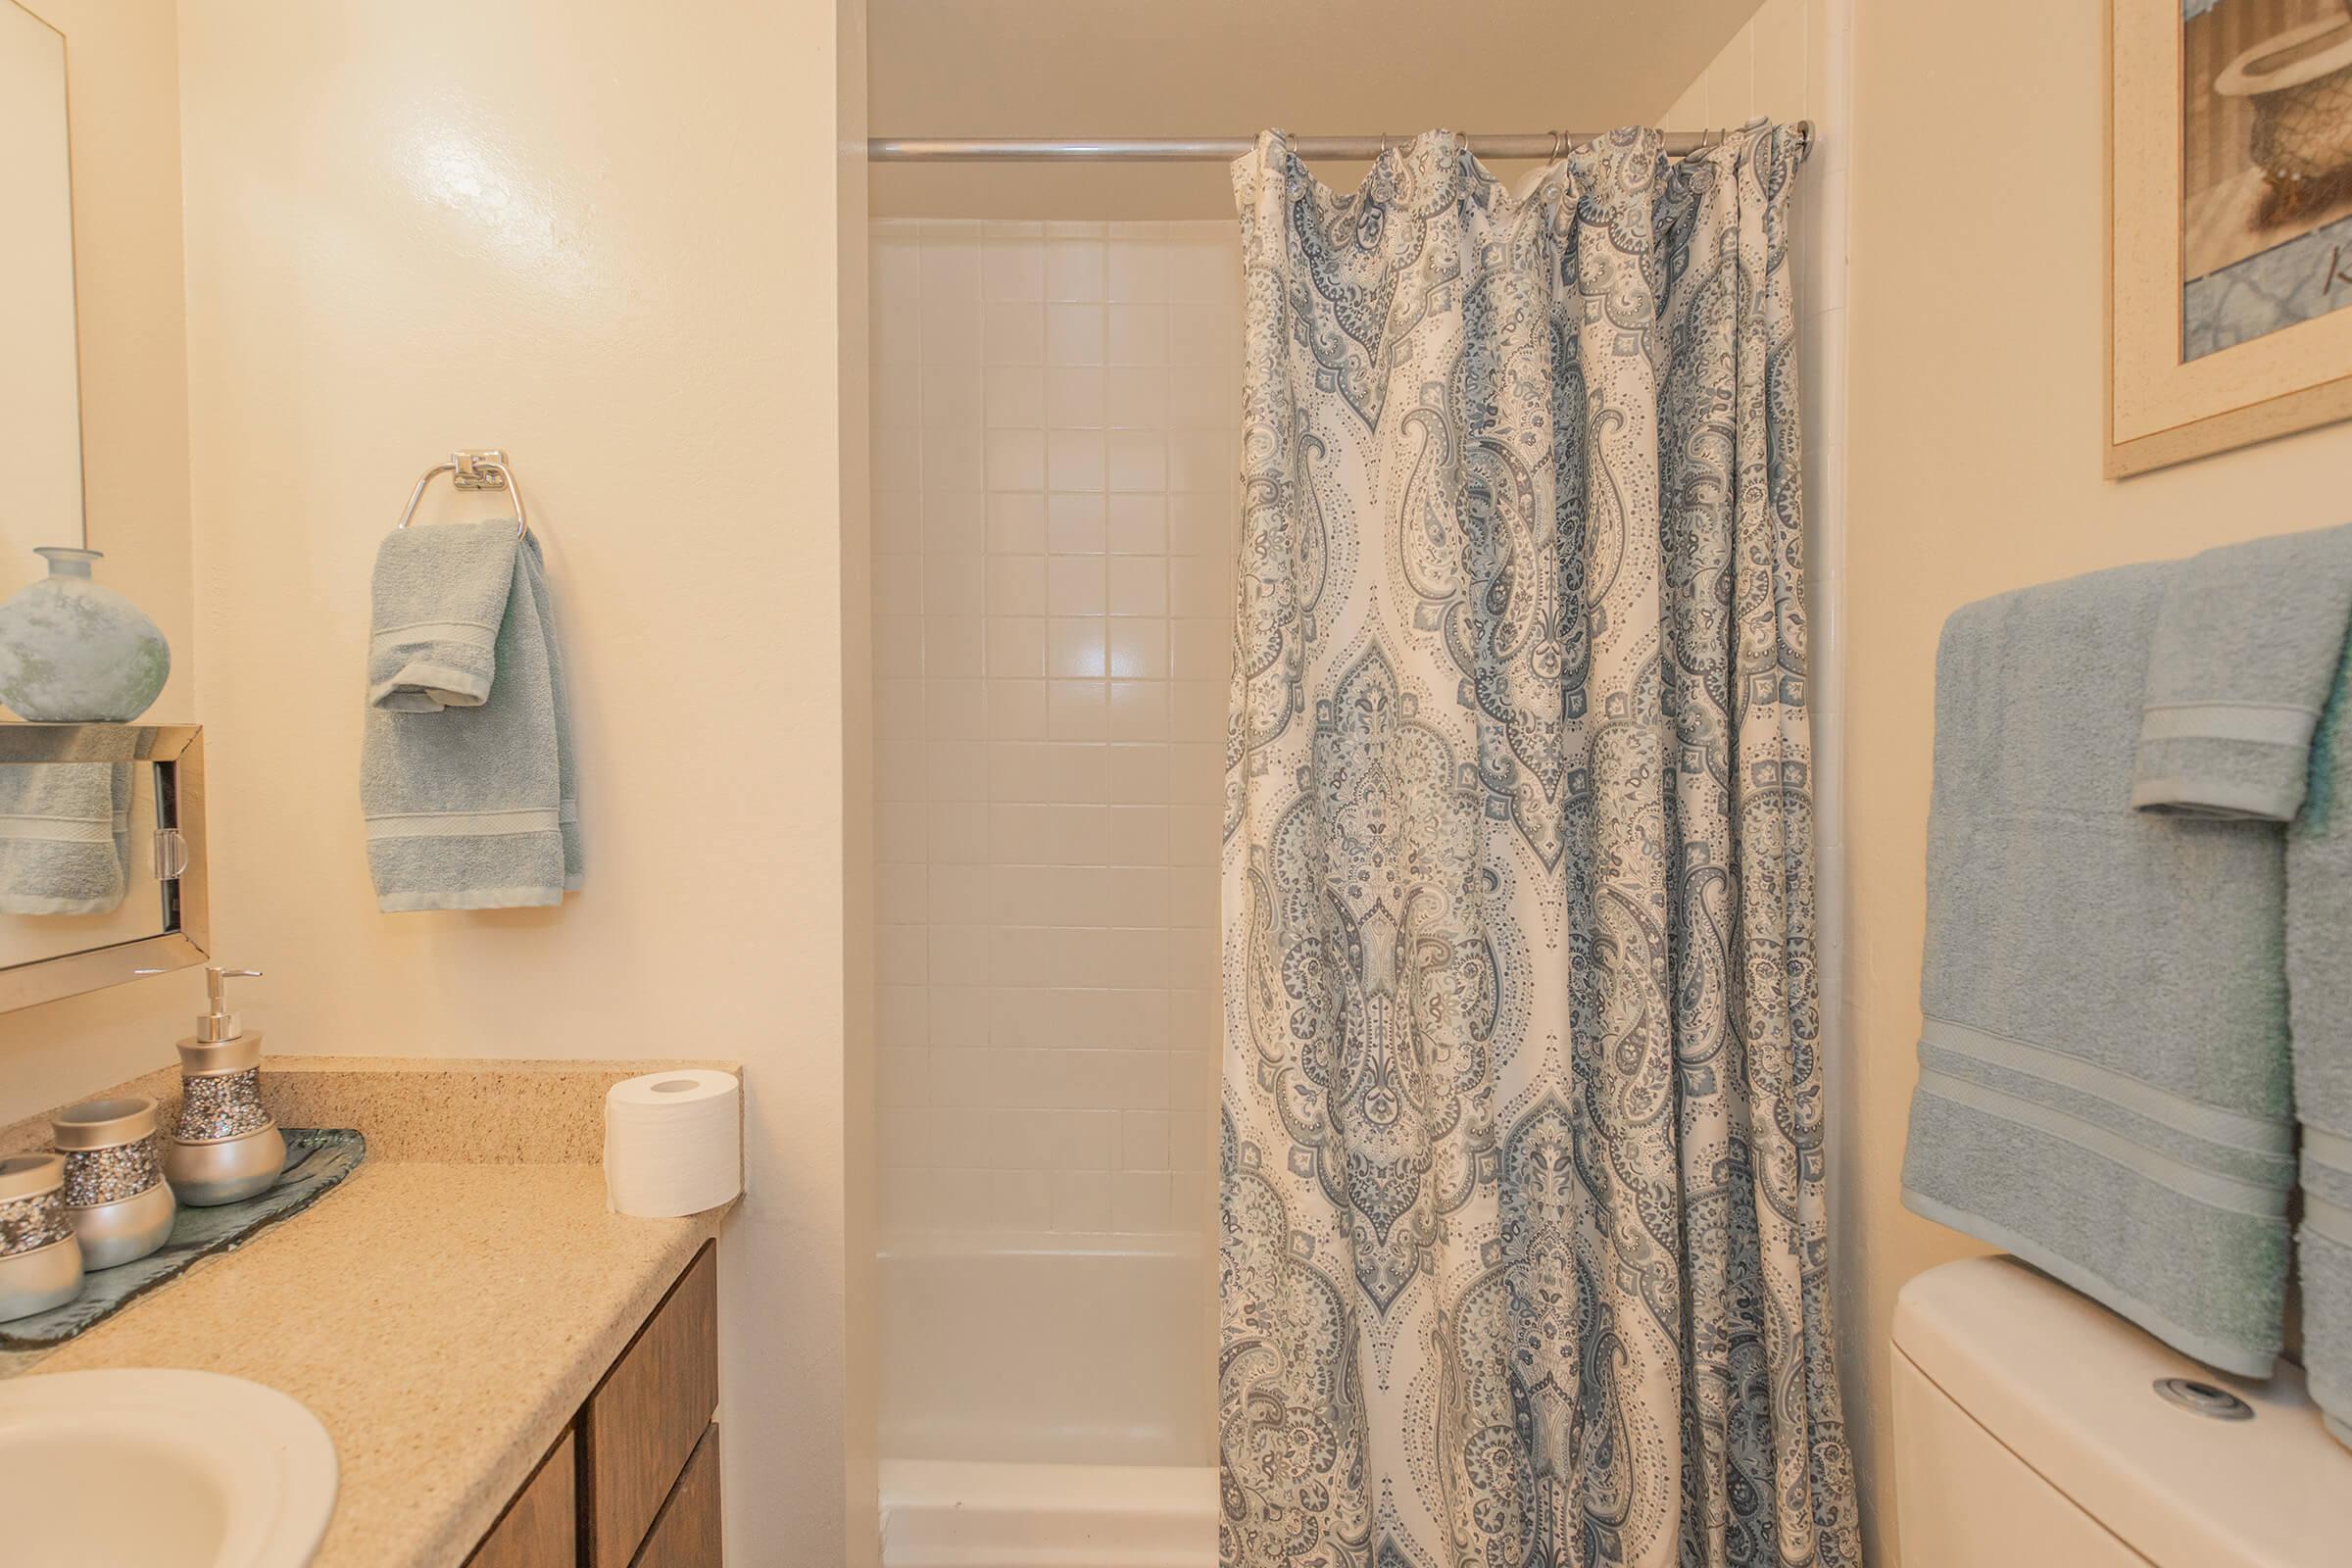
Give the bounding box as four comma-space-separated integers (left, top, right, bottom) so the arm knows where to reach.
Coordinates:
631, 1424, 721, 1567
583, 1241, 718, 1568
466, 1428, 576, 1568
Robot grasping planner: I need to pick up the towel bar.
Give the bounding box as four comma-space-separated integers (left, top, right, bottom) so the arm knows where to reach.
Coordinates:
397, 449, 529, 537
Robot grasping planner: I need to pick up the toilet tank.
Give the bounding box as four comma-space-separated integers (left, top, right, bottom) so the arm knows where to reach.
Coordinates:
1891, 1256, 2345, 1568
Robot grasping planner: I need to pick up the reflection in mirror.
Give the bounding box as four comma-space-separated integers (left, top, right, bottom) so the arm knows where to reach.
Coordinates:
0, 726, 206, 1012
0, 0, 84, 565
0, 761, 169, 968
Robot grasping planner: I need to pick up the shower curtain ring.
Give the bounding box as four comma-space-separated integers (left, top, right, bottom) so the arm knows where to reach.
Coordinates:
1549, 128, 1567, 160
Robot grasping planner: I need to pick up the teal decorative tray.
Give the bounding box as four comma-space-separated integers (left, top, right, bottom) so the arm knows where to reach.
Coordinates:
0, 1127, 366, 1350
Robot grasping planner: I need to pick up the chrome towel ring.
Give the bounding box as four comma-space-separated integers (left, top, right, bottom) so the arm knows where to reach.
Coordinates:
397, 449, 529, 538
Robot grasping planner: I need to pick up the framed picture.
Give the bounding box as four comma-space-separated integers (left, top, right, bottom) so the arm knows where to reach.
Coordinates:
2108, 1, 2352, 476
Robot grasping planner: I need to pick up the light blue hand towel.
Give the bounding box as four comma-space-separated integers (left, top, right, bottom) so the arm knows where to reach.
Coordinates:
1901, 564, 2295, 1376
2131, 523, 2352, 820
366, 520, 519, 711
0, 761, 129, 915
361, 523, 581, 910
2126, 522, 2352, 1449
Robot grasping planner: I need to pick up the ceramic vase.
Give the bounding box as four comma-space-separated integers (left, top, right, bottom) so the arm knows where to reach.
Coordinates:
0, 547, 171, 721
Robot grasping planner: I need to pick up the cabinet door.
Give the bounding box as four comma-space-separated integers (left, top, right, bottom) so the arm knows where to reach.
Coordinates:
466, 1428, 578, 1568
583, 1242, 718, 1568
631, 1425, 721, 1567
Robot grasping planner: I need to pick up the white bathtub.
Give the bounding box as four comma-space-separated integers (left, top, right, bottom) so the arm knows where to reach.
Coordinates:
877, 1232, 1216, 1568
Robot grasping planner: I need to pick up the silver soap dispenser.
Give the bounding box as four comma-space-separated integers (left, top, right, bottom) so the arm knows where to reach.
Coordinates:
163, 966, 286, 1206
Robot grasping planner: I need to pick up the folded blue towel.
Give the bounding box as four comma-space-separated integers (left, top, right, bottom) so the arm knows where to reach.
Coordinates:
1902, 564, 2295, 1376
360, 523, 581, 910
2131, 524, 2352, 821
365, 519, 518, 711
2127, 522, 2352, 1447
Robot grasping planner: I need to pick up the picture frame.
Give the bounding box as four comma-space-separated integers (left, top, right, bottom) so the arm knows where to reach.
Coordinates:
2107, 0, 2352, 477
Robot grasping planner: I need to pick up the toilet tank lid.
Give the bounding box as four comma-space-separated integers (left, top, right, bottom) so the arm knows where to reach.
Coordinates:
1892, 1256, 2347, 1568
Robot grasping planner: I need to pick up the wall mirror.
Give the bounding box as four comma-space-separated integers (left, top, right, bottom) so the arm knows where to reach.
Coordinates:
0, 6, 209, 1012
0, 725, 208, 1010
0, 0, 83, 564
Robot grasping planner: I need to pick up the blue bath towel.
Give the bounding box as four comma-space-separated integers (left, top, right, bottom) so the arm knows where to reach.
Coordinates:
1901, 564, 2296, 1376
2127, 522, 2352, 1448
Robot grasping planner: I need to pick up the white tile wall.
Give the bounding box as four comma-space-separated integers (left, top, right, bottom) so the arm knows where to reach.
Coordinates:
870, 219, 1241, 1236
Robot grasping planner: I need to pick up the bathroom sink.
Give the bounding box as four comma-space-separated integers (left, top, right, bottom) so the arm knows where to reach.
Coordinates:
0, 1368, 336, 1566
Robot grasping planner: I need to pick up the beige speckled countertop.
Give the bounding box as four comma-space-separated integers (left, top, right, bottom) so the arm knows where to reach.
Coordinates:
0, 1060, 737, 1568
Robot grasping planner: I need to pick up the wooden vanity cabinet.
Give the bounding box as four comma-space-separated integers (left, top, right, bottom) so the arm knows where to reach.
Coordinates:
465, 1430, 577, 1567
466, 1241, 720, 1567
629, 1424, 723, 1567
583, 1242, 721, 1566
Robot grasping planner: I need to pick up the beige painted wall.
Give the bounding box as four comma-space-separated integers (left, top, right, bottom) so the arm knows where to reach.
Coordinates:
169, 0, 872, 1558
868, 0, 1769, 218
1844, 0, 2352, 1556
0, 0, 205, 1127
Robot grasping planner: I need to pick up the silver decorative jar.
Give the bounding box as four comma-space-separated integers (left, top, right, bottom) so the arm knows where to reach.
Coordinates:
53, 1095, 175, 1269
0, 546, 171, 722
0, 1152, 82, 1322
164, 965, 282, 1206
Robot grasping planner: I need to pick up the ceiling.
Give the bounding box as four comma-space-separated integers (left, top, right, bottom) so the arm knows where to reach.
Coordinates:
866, 0, 1772, 219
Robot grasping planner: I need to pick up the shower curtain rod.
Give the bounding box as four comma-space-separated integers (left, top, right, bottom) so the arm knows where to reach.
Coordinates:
868, 123, 1812, 163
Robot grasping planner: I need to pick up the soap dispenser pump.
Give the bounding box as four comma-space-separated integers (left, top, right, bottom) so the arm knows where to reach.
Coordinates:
162, 965, 286, 1205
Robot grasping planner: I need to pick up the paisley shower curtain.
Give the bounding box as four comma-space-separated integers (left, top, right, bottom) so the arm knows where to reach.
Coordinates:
1218, 125, 1857, 1568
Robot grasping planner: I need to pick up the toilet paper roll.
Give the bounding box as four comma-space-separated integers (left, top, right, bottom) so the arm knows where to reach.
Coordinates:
604, 1069, 742, 1218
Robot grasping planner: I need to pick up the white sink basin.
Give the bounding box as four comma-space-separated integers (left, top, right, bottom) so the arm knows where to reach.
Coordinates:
0, 1368, 337, 1566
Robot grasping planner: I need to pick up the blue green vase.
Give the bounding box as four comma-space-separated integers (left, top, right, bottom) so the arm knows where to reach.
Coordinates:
0, 548, 171, 722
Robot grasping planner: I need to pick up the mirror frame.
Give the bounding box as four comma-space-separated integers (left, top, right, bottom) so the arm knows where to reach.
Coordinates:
0, 723, 207, 1010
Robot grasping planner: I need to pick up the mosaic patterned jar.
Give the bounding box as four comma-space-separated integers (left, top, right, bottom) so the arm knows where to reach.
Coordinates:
165, 1029, 284, 1206
53, 1096, 175, 1270
0, 1152, 82, 1322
